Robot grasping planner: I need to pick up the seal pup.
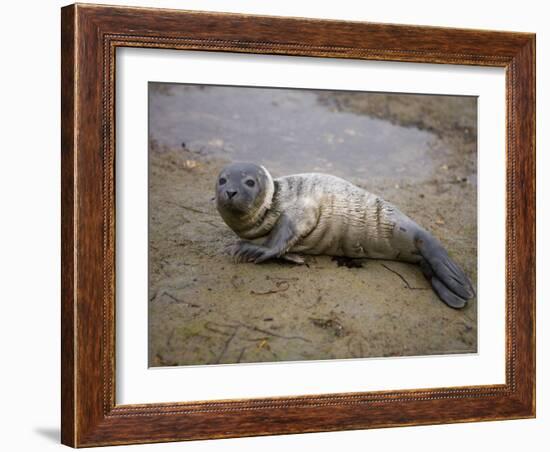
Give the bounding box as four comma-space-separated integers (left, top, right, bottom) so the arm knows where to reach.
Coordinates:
215, 162, 475, 309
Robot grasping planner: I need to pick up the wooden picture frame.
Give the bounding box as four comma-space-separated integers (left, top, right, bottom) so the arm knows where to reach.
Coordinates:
61, 3, 535, 447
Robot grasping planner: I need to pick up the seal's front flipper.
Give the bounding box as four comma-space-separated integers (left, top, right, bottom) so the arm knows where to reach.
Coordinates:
226, 221, 306, 264
227, 240, 269, 263
254, 208, 318, 264
253, 213, 300, 263
416, 230, 475, 308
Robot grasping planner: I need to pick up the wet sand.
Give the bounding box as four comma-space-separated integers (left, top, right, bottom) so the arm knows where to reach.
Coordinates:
148, 84, 477, 367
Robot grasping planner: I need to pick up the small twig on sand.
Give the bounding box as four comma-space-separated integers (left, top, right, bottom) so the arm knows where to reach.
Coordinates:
250, 281, 290, 295
267, 276, 299, 282
215, 327, 239, 364
205, 321, 311, 343
236, 322, 311, 342
305, 288, 323, 309
204, 322, 235, 336
381, 264, 429, 290
167, 201, 215, 216
237, 347, 247, 363
164, 292, 201, 307
198, 219, 222, 228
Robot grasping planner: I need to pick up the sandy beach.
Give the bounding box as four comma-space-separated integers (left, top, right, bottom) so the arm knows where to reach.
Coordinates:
148, 84, 478, 366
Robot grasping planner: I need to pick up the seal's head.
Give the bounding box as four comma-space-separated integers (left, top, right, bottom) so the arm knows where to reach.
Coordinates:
215, 162, 274, 230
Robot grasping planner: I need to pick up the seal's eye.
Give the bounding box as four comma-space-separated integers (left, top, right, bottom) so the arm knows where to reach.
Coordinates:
245, 179, 255, 187
219, 177, 227, 186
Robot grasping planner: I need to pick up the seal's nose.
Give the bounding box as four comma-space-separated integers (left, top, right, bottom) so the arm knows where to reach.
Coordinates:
226, 190, 238, 200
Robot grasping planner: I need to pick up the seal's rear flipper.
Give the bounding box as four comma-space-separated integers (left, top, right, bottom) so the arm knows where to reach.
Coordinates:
431, 276, 468, 309
416, 231, 475, 308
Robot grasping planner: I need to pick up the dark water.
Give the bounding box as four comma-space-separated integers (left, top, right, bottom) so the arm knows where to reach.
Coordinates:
149, 83, 437, 180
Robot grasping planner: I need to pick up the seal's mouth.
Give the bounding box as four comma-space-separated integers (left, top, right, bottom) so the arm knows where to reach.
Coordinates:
216, 194, 249, 214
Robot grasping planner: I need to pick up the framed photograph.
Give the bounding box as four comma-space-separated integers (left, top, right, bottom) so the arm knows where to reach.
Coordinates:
61, 3, 535, 447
